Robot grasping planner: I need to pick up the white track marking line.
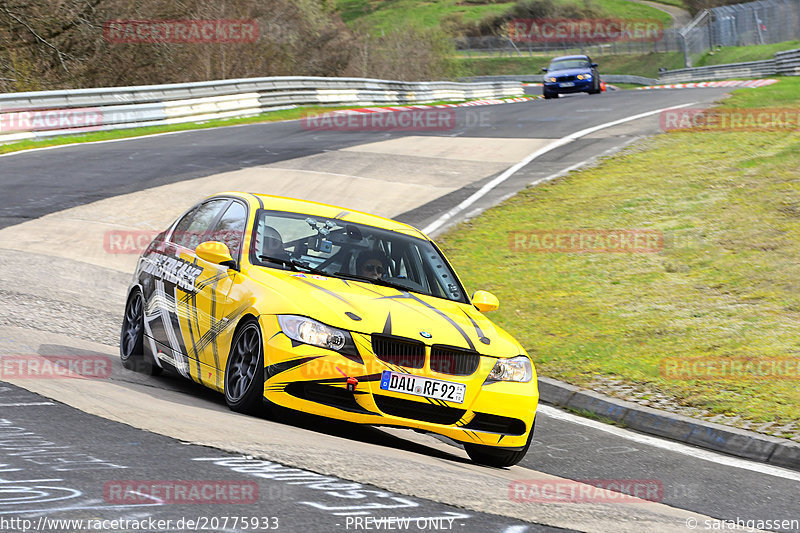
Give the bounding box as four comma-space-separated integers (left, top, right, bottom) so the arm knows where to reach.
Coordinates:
422, 102, 697, 235
0, 402, 56, 406
0, 129, 190, 159
529, 135, 642, 187
538, 405, 800, 482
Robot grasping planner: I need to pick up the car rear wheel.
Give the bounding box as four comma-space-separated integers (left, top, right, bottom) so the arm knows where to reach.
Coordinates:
120, 289, 161, 375
224, 319, 265, 414
464, 418, 535, 468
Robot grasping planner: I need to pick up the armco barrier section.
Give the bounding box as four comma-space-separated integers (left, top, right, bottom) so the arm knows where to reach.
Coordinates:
660, 47, 800, 83
461, 74, 658, 85
775, 48, 800, 75
0, 76, 523, 143
659, 59, 778, 83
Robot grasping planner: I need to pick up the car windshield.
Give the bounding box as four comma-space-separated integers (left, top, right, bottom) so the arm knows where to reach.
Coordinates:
251, 210, 468, 303
549, 59, 591, 71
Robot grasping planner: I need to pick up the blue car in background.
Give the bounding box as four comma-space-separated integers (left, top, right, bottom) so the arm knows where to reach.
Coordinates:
542, 55, 601, 99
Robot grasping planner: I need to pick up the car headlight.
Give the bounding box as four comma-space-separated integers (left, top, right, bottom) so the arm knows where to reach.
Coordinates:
486, 355, 533, 383
277, 315, 349, 351
577, 74, 592, 80
545, 76, 557, 82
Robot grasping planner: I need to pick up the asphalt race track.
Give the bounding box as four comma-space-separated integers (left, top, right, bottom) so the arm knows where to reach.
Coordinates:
1, 87, 798, 533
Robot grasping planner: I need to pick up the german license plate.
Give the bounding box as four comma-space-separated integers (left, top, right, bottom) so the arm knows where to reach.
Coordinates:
379, 370, 466, 404
560, 82, 575, 87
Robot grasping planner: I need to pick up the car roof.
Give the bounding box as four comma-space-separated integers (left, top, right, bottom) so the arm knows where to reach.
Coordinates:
551, 55, 590, 61
213, 191, 428, 239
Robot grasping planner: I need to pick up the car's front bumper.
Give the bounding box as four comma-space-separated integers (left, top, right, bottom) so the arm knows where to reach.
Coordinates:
544, 79, 594, 93
260, 316, 539, 449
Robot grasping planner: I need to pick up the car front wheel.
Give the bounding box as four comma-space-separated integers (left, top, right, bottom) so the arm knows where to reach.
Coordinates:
224, 319, 265, 414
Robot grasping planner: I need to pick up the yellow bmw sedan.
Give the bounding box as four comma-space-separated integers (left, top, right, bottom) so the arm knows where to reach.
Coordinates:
120, 192, 539, 467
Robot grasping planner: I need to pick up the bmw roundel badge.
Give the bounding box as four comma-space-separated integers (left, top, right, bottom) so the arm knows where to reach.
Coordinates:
419, 331, 432, 339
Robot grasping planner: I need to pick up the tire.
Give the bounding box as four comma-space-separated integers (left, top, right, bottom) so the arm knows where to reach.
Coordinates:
224, 319, 265, 415
464, 417, 535, 468
543, 91, 556, 100
120, 289, 161, 375
589, 78, 601, 94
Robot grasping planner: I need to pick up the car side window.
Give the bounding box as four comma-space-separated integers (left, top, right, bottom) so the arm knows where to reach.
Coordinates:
210, 201, 247, 259
171, 199, 229, 250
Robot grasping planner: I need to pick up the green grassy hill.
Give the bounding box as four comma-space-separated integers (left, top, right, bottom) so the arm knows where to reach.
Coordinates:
336, 0, 671, 33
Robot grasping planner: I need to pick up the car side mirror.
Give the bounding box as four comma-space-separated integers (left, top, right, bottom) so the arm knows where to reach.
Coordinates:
541, 67, 548, 72
472, 290, 499, 312
591, 63, 598, 68
196, 241, 236, 269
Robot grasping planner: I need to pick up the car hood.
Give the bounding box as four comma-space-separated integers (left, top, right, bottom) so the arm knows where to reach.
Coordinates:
248, 268, 523, 357
547, 67, 592, 77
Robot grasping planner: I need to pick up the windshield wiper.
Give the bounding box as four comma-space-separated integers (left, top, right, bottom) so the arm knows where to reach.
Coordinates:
289, 258, 329, 276
258, 255, 298, 269
258, 255, 329, 276
333, 272, 413, 293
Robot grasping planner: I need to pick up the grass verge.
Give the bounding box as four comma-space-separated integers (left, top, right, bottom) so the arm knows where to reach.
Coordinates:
459, 52, 685, 79
459, 40, 800, 80
438, 77, 800, 431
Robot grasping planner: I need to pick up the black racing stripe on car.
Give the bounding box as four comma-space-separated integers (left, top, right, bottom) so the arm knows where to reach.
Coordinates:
178, 269, 202, 383
180, 271, 229, 304
342, 351, 364, 365
192, 302, 250, 361
303, 372, 384, 384
295, 278, 354, 307
406, 293, 476, 351
265, 356, 323, 379
333, 210, 350, 219
382, 313, 392, 335
462, 309, 491, 346
352, 335, 373, 357
209, 274, 223, 387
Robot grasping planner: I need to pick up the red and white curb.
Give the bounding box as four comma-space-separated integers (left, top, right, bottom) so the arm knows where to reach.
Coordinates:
637, 79, 779, 90
332, 96, 537, 115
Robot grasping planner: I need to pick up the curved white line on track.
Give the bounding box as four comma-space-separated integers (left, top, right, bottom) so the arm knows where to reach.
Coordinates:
422, 102, 698, 235
538, 405, 800, 482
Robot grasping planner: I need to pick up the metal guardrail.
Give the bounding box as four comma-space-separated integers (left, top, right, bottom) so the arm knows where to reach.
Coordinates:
460, 74, 658, 85
659, 47, 800, 82
775, 48, 800, 74
0, 76, 523, 143
659, 59, 777, 82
